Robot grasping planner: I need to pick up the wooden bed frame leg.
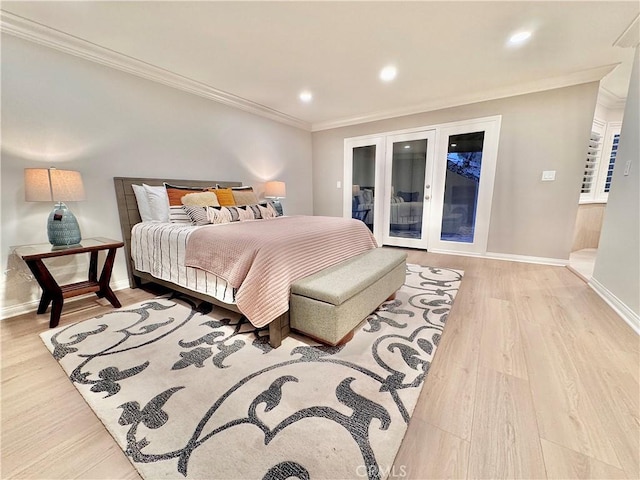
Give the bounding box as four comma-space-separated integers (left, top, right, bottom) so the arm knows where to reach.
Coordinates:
268, 312, 290, 349
269, 318, 282, 348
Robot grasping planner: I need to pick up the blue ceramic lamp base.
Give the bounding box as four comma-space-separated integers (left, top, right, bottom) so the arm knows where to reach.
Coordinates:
47, 202, 82, 246
271, 199, 284, 216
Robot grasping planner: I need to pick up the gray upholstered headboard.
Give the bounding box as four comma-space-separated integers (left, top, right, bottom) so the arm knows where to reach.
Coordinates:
113, 177, 242, 288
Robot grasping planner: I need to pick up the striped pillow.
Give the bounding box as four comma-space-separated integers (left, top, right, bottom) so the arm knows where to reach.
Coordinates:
182, 205, 210, 226
168, 205, 192, 224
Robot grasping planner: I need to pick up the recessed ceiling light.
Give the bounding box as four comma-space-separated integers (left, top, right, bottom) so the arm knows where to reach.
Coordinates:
299, 91, 313, 102
509, 31, 532, 45
450, 143, 457, 147
380, 65, 397, 82
404, 145, 411, 149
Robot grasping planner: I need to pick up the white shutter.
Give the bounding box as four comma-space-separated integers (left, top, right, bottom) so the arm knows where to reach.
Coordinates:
580, 131, 602, 195
580, 119, 605, 203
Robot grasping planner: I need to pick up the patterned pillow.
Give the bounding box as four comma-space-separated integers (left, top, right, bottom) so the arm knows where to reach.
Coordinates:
184, 203, 277, 225
265, 200, 281, 217
237, 206, 256, 221
207, 206, 233, 224
258, 204, 272, 219
182, 205, 210, 226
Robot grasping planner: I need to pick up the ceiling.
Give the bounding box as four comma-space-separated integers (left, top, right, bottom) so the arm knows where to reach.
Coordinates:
2, 1, 638, 131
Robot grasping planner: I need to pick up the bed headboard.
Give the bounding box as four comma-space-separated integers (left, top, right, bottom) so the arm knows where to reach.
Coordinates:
113, 177, 242, 288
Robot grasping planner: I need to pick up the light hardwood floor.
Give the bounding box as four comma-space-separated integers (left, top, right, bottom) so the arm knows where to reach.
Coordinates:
1, 251, 638, 479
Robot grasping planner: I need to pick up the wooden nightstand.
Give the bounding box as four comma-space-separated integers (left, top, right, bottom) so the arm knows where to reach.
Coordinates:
14, 237, 125, 328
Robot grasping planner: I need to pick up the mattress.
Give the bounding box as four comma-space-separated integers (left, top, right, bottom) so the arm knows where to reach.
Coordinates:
130, 222, 236, 305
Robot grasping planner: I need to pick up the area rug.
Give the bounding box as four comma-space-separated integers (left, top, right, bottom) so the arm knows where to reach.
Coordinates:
40, 264, 462, 480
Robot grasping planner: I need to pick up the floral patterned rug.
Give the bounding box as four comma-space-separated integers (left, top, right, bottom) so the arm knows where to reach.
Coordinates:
40, 264, 462, 480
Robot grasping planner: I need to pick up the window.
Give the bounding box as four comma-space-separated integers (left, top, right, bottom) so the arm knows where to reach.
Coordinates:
580, 128, 602, 197
580, 119, 622, 203
604, 133, 620, 193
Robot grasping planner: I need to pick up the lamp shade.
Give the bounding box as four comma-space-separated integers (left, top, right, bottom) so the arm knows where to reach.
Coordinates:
25, 168, 85, 202
264, 181, 286, 198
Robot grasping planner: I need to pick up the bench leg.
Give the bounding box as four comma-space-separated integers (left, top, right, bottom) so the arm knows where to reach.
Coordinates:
336, 329, 354, 345
386, 292, 397, 301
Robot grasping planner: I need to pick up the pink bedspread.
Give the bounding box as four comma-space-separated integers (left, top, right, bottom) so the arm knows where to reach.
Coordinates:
184, 216, 378, 327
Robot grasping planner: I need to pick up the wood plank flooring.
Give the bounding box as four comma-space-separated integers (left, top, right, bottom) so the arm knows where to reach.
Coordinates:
2, 251, 638, 479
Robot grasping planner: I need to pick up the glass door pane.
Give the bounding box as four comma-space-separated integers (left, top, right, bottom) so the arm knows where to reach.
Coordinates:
389, 139, 427, 240
351, 145, 376, 233
440, 131, 484, 243
383, 130, 435, 250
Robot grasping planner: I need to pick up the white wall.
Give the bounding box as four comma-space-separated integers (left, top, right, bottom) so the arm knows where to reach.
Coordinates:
312, 83, 599, 261
1, 35, 313, 315
592, 46, 640, 322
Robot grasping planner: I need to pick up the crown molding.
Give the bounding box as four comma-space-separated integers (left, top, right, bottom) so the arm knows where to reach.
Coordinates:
614, 14, 639, 48
311, 64, 618, 132
0, 10, 311, 131
597, 85, 627, 110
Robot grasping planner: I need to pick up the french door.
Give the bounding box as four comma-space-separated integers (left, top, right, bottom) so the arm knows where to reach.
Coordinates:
343, 137, 385, 241
344, 116, 500, 255
382, 130, 435, 249
426, 117, 500, 254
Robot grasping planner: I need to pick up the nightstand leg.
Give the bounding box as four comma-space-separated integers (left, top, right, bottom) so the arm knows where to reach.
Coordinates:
49, 298, 64, 328
25, 259, 64, 327
98, 248, 121, 308
37, 292, 52, 314
89, 251, 99, 283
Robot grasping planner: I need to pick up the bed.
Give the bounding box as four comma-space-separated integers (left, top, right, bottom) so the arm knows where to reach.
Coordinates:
114, 177, 377, 347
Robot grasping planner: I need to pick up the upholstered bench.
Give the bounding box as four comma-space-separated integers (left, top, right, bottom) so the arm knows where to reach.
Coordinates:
290, 248, 407, 346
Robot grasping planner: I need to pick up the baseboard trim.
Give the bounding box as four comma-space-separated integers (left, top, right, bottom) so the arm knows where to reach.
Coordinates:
0, 279, 131, 321
485, 252, 568, 266
429, 249, 568, 266
588, 278, 640, 335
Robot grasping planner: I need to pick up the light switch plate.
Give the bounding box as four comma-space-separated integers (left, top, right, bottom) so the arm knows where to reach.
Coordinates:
541, 170, 556, 181
624, 161, 631, 176
336, 180, 342, 188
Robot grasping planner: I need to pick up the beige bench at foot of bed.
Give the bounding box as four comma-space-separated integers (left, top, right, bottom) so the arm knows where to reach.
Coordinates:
290, 248, 408, 346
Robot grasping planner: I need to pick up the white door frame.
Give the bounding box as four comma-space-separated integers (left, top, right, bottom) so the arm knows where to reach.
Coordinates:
427, 116, 501, 255
344, 115, 502, 254
343, 136, 385, 242
382, 130, 436, 250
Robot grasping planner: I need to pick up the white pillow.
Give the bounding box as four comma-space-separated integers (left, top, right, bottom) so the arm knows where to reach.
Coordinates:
143, 184, 170, 222
132, 184, 154, 222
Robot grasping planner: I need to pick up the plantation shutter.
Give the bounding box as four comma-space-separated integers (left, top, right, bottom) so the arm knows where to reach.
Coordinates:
604, 133, 620, 193
581, 130, 602, 196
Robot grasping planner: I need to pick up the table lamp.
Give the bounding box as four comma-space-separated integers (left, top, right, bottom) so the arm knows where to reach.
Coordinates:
264, 180, 286, 216
24, 167, 86, 246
